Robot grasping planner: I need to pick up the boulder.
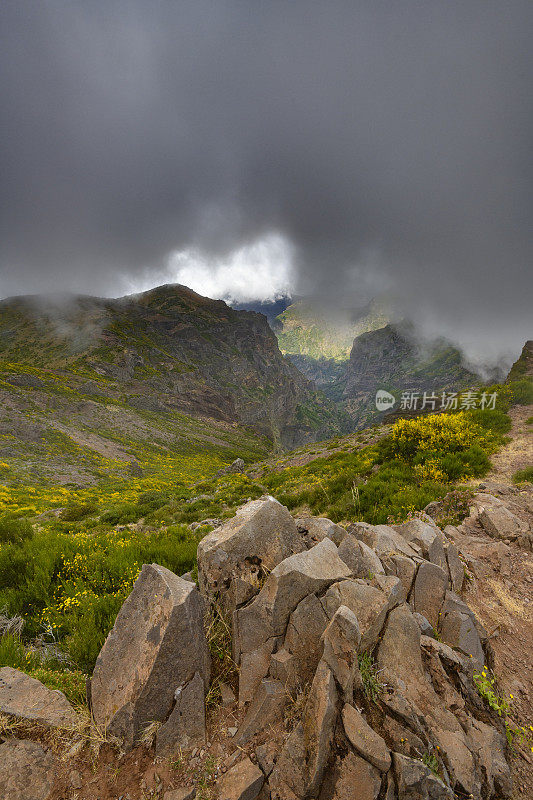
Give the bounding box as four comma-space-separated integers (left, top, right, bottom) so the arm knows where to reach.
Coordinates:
269, 724, 307, 800
155, 671, 206, 757
239, 639, 276, 706
303, 660, 339, 797
439, 593, 484, 668
91, 564, 210, 749
393, 752, 454, 799
322, 578, 399, 651
468, 718, 512, 798
234, 539, 351, 661
337, 535, 385, 578
332, 751, 382, 800
282, 593, 329, 690
382, 554, 417, 597
0, 667, 78, 729
411, 562, 447, 629
235, 679, 286, 745
321, 605, 361, 699
197, 498, 305, 615
341, 703, 391, 771
479, 505, 526, 541
413, 613, 435, 638
295, 517, 347, 547
0, 739, 56, 800
217, 758, 264, 800
394, 519, 447, 571
444, 543, 464, 593
350, 523, 421, 559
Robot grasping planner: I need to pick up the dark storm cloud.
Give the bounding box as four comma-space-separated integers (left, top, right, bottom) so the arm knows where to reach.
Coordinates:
0, 1, 532, 361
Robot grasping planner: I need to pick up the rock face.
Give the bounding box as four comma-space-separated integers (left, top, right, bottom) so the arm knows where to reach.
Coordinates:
217, 757, 264, 800
0, 739, 56, 800
0, 667, 78, 728
91, 563, 210, 749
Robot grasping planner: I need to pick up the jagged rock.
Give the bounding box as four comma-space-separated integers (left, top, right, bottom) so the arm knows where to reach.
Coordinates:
303, 660, 339, 797
439, 592, 485, 668
444, 543, 464, 593
479, 504, 526, 541
382, 554, 417, 597
235, 679, 286, 745
282, 593, 329, 690
197, 498, 305, 615
333, 751, 382, 800
220, 681, 236, 707
216, 458, 246, 477
255, 742, 277, 777
382, 714, 427, 758
321, 606, 361, 699
419, 636, 466, 670
413, 612, 435, 637
349, 523, 421, 559
0, 739, 56, 800
234, 538, 351, 661
411, 562, 447, 628
322, 578, 399, 651
269, 724, 307, 800
394, 519, 447, 571
393, 752, 454, 799
371, 573, 405, 604
269, 649, 299, 691
91, 564, 210, 749
155, 671, 206, 757
0, 667, 78, 728
341, 703, 391, 771
337, 535, 385, 578
296, 517, 347, 547
239, 639, 276, 706
469, 718, 512, 798
217, 757, 264, 800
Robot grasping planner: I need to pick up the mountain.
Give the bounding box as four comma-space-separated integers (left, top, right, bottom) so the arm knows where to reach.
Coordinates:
342, 323, 478, 426
230, 296, 293, 325
0, 285, 347, 487
507, 339, 533, 381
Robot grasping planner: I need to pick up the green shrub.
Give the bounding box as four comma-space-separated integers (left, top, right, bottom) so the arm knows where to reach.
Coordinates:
509, 378, 533, 405
513, 466, 533, 484
61, 501, 98, 521
0, 514, 33, 545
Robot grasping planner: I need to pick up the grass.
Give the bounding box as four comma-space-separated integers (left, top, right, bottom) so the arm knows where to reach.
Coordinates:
358, 652, 383, 703
513, 466, 533, 484
473, 666, 510, 718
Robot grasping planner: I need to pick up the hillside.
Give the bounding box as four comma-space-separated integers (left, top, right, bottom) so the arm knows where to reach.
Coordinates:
0, 285, 348, 491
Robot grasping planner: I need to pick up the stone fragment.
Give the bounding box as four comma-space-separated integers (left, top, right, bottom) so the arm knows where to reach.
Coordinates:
341, 703, 391, 771
413, 613, 434, 637
156, 672, 206, 757
337, 535, 385, 578
333, 751, 382, 800
282, 593, 329, 688
393, 752, 454, 799
239, 639, 276, 706
220, 681, 236, 707
269, 724, 307, 800
468, 718, 512, 798
394, 519, 447, 571
439, 592, 484, 668
411, 562, 447, 628
0, 739, 56, 800
350, 523, 421, 559
164, 788, 196, 800
479, 505, 526, 541
321, 605, 361, 699
235, 679, 286, 745
269, 649, 299, 690
234, 539, 351, 659
255, 743, 277, 777
382, 555, 417, 597
295, 516, 347, 547
197, 498, 305, 614
91, 564, 210, 749
303, 660, 338, 797
444, 543, 464, 593
0, 667, 78, 729
322, 578, 398, 651
217, 757, 264, 800
371, 574, 405, 604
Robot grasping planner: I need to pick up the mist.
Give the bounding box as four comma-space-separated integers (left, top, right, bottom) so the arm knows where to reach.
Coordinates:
0, 1, 531, 366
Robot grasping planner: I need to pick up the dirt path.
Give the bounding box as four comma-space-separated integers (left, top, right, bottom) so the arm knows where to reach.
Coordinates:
486, 404, 533, 484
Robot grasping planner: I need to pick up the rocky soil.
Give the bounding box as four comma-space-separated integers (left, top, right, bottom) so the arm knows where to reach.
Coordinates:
2, 481, 532, 800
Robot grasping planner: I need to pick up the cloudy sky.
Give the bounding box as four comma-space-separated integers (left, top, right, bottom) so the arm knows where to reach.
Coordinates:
1, 1, 531, 363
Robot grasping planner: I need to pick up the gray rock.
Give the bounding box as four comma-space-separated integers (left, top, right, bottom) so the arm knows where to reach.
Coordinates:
337, 535, 385, 578
0, 667, 78, 729
235, 679, 286, 745
255, 742, 277, 777
155, 672, 206, 757
382, 555, 417, 597
333, 751, 382, 800
282, 593, 329, 690
269, 724, 307, 800
303, 660, 339, 797
217, 757, 264, 800
234, 538, 352, 660
216, 458, 246, 477
468, 718, 512, 798
394, 519, 447, 571
440, 593, 485, 669
164, 788, 196, 800
411, 562, 447, 628
321, 605, 361, 699
393, 752, 454, 799
0, 739, 56, 800
341, 703, 391, 771
479, 505, 526, 541
322, 578, 399, 651
413, 612, 435, 638
220, 681, 236, 707
91, 563, 210, 749
444, 543, 464, 593
351, 523, 421, 559
197, 498, 305, 615
296, 516, 347, 547
239, 639, 276, 706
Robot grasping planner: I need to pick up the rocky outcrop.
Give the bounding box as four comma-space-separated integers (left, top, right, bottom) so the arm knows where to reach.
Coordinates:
91, 563, 210, 750
0, 739, 56, 800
